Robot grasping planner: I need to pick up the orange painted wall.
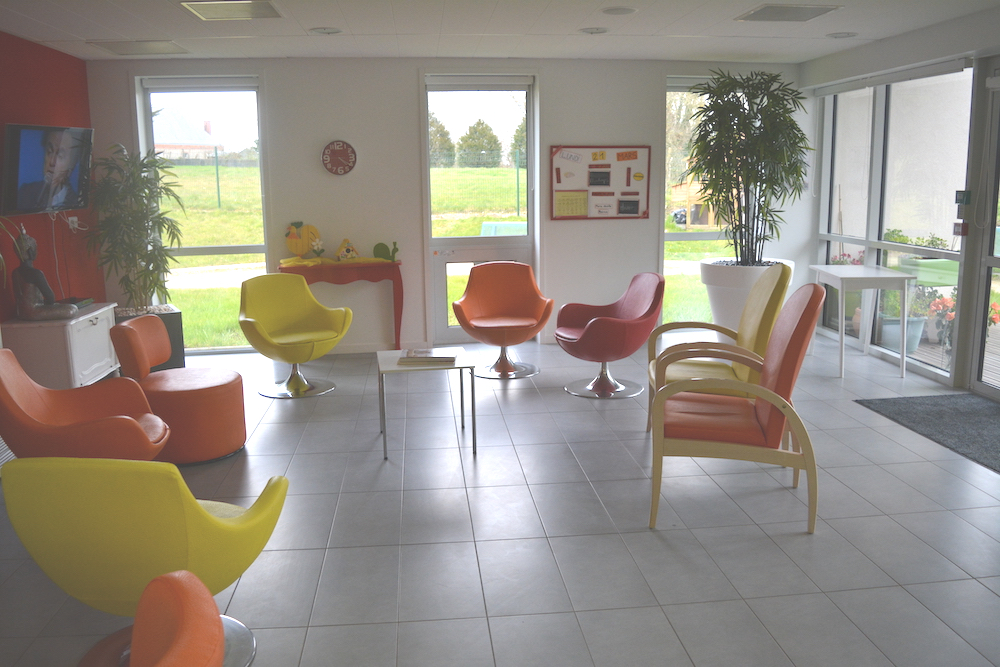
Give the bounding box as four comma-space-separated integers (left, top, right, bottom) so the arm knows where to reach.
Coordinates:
0, 31, 105, 321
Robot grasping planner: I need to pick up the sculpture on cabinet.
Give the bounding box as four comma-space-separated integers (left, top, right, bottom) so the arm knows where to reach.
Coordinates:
11, 230, 77, 321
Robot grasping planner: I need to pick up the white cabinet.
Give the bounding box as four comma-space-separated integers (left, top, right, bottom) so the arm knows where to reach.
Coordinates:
1, 302, 119, 389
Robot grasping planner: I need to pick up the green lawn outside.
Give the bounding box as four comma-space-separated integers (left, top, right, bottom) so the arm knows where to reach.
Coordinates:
170, 287, 246, 349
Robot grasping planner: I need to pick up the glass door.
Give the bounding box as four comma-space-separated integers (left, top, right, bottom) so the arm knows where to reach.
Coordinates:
973, 59, 1000, 396
140, 80, 266, 350
663, 90, 729, 324
425, 76, 535, 344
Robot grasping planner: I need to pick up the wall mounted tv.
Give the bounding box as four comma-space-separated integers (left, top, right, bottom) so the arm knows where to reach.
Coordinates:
1, 124, 94, 216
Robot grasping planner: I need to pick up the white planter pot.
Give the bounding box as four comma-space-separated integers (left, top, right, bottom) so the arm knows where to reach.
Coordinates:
699, 258, 795, 332
877, 316, 927, 355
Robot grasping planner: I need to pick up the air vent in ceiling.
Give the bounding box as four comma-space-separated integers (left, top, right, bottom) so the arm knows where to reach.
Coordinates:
181, 1, 282, 20
89, 40, 190, 55
735, 4, 841, 22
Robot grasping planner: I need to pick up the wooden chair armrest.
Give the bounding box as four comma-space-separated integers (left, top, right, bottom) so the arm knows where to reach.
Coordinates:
647, 321, 738, 361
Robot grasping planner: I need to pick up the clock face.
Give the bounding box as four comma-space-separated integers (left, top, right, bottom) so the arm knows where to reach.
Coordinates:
322, 140, 357, 175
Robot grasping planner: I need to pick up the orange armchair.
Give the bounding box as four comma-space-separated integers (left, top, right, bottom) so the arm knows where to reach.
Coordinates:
453, 261, 554, 379
0, 348, 168, 460
649, 284, 825, 533
79, 570, 225, 667
111, 314, 246, 464
555, 272, 665, 398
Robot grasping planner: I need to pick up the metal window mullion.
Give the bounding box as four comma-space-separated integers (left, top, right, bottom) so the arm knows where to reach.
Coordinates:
867, 86, 889, 255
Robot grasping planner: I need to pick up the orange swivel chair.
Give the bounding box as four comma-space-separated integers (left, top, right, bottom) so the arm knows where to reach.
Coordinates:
79, 570, 226, 667
555, 272, 665, 398
649, 284, 825, 533
111, 314, 246, 464
0, 348, 168, 460
453, 261, 554, 379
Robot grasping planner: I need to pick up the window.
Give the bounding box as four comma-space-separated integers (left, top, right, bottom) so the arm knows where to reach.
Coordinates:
663, 89, 729, 324
819, 65, 973, 374
140, 79, 266, 349
882, 70, 973, 248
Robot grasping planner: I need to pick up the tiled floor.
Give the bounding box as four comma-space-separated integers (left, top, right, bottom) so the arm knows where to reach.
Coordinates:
4, 334, 1000, 666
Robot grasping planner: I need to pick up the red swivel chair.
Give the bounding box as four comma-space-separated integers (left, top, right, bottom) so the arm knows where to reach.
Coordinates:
649, 284, 825, 533
79, 570, 226, 667
111, 314, 246, 464
555, 273, 665, 398
453, 261, 554, 379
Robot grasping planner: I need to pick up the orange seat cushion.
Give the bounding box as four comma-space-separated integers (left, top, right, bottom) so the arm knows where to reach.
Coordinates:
468, 316, 542, 329
662, 392, 770, 448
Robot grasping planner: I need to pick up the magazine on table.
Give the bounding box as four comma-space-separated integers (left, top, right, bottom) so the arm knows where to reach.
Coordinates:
397, 347, 463, 364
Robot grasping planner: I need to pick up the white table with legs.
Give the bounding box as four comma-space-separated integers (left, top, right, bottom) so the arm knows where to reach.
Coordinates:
810, 264, 916, 378
376, 348, 477, 459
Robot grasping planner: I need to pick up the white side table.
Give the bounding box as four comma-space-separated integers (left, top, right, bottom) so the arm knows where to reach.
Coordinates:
376, 348, 477, 459
810, 265, 916, 378
1, 302, 119, 388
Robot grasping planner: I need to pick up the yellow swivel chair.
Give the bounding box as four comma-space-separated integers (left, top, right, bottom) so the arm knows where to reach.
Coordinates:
646, 262, 791, 430
1, 457, 288, 666
239, 273, 353, 398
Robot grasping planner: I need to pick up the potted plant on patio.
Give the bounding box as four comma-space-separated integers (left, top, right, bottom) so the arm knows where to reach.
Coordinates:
686, 70, 810, 329
88, 144, 186, 368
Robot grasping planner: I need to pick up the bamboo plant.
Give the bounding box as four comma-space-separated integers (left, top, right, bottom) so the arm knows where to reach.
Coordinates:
686, 70, 810, 266
87, 144, 184, 311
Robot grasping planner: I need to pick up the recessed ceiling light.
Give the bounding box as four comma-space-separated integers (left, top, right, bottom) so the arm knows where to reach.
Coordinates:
601, 7, 636, 15
579, 27, 609, 35
181, 1, 281, 21
736, 4, 841, 22
309, 27, 342, 35
826, 31, 858, 39
88, 40, 190, 55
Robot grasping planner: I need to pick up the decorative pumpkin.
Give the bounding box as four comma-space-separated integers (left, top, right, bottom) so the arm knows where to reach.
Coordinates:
336, 239, 361, 260
285, 222, 321, 257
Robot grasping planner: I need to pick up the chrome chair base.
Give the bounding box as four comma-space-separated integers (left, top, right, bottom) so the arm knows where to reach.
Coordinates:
260, 364, 336, 399
565, 363, 644, 399
222, 615, 256, 667
476, 346, 540, 379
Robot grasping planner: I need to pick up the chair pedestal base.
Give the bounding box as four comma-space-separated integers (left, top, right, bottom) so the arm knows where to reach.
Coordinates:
565, 362, 644, 399
260, 363, 335, 399
77, 615, 254, 667
477, 346, 539, 379
221, 615, 256, 667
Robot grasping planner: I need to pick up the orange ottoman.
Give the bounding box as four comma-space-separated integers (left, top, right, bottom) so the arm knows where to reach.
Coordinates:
142, 367, 246, 464
111, 315, 247, 464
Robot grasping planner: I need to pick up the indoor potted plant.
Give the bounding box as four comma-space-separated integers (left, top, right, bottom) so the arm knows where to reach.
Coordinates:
686, 70, 810, 329
88, 144, 186, 368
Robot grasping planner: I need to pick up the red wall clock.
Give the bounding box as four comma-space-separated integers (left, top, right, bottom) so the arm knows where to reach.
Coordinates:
322, 140, 356, 175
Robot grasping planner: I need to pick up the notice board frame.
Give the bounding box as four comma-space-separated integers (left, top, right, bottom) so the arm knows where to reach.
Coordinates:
550, 145, 650, 220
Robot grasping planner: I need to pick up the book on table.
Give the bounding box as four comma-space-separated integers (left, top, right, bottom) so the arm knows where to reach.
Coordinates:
397, 347, 463, 364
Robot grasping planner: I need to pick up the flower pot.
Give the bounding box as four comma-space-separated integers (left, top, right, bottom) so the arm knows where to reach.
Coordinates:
700, 258, 795, 332
877, 315, 926, 356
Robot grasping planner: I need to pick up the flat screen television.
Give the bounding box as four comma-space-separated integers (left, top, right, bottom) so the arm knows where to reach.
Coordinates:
1, 124, 94, 216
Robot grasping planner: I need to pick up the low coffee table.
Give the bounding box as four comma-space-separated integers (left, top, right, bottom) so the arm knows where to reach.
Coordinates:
376, 348, 477, 459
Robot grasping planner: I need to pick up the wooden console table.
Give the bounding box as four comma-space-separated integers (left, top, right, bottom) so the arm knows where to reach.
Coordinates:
278, 261, 403, 349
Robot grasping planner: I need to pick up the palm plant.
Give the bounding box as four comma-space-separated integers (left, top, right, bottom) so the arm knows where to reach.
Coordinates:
687, 70, 810, 266
88, 144, 184, 311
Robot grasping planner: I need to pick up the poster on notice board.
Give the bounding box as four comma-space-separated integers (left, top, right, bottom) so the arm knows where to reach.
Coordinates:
550, 145, 650, 220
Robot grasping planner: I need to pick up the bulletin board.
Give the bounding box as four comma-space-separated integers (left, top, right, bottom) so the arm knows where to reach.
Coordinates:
550, 145, 650, 220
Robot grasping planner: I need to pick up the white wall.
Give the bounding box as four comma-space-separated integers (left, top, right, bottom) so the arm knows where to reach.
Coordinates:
87, 56, 815, 353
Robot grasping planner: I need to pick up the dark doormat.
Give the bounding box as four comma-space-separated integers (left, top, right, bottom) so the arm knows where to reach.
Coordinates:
855, 394, 1000, 473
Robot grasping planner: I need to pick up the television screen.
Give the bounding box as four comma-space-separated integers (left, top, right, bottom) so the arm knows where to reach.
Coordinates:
1, 124, 94, 216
